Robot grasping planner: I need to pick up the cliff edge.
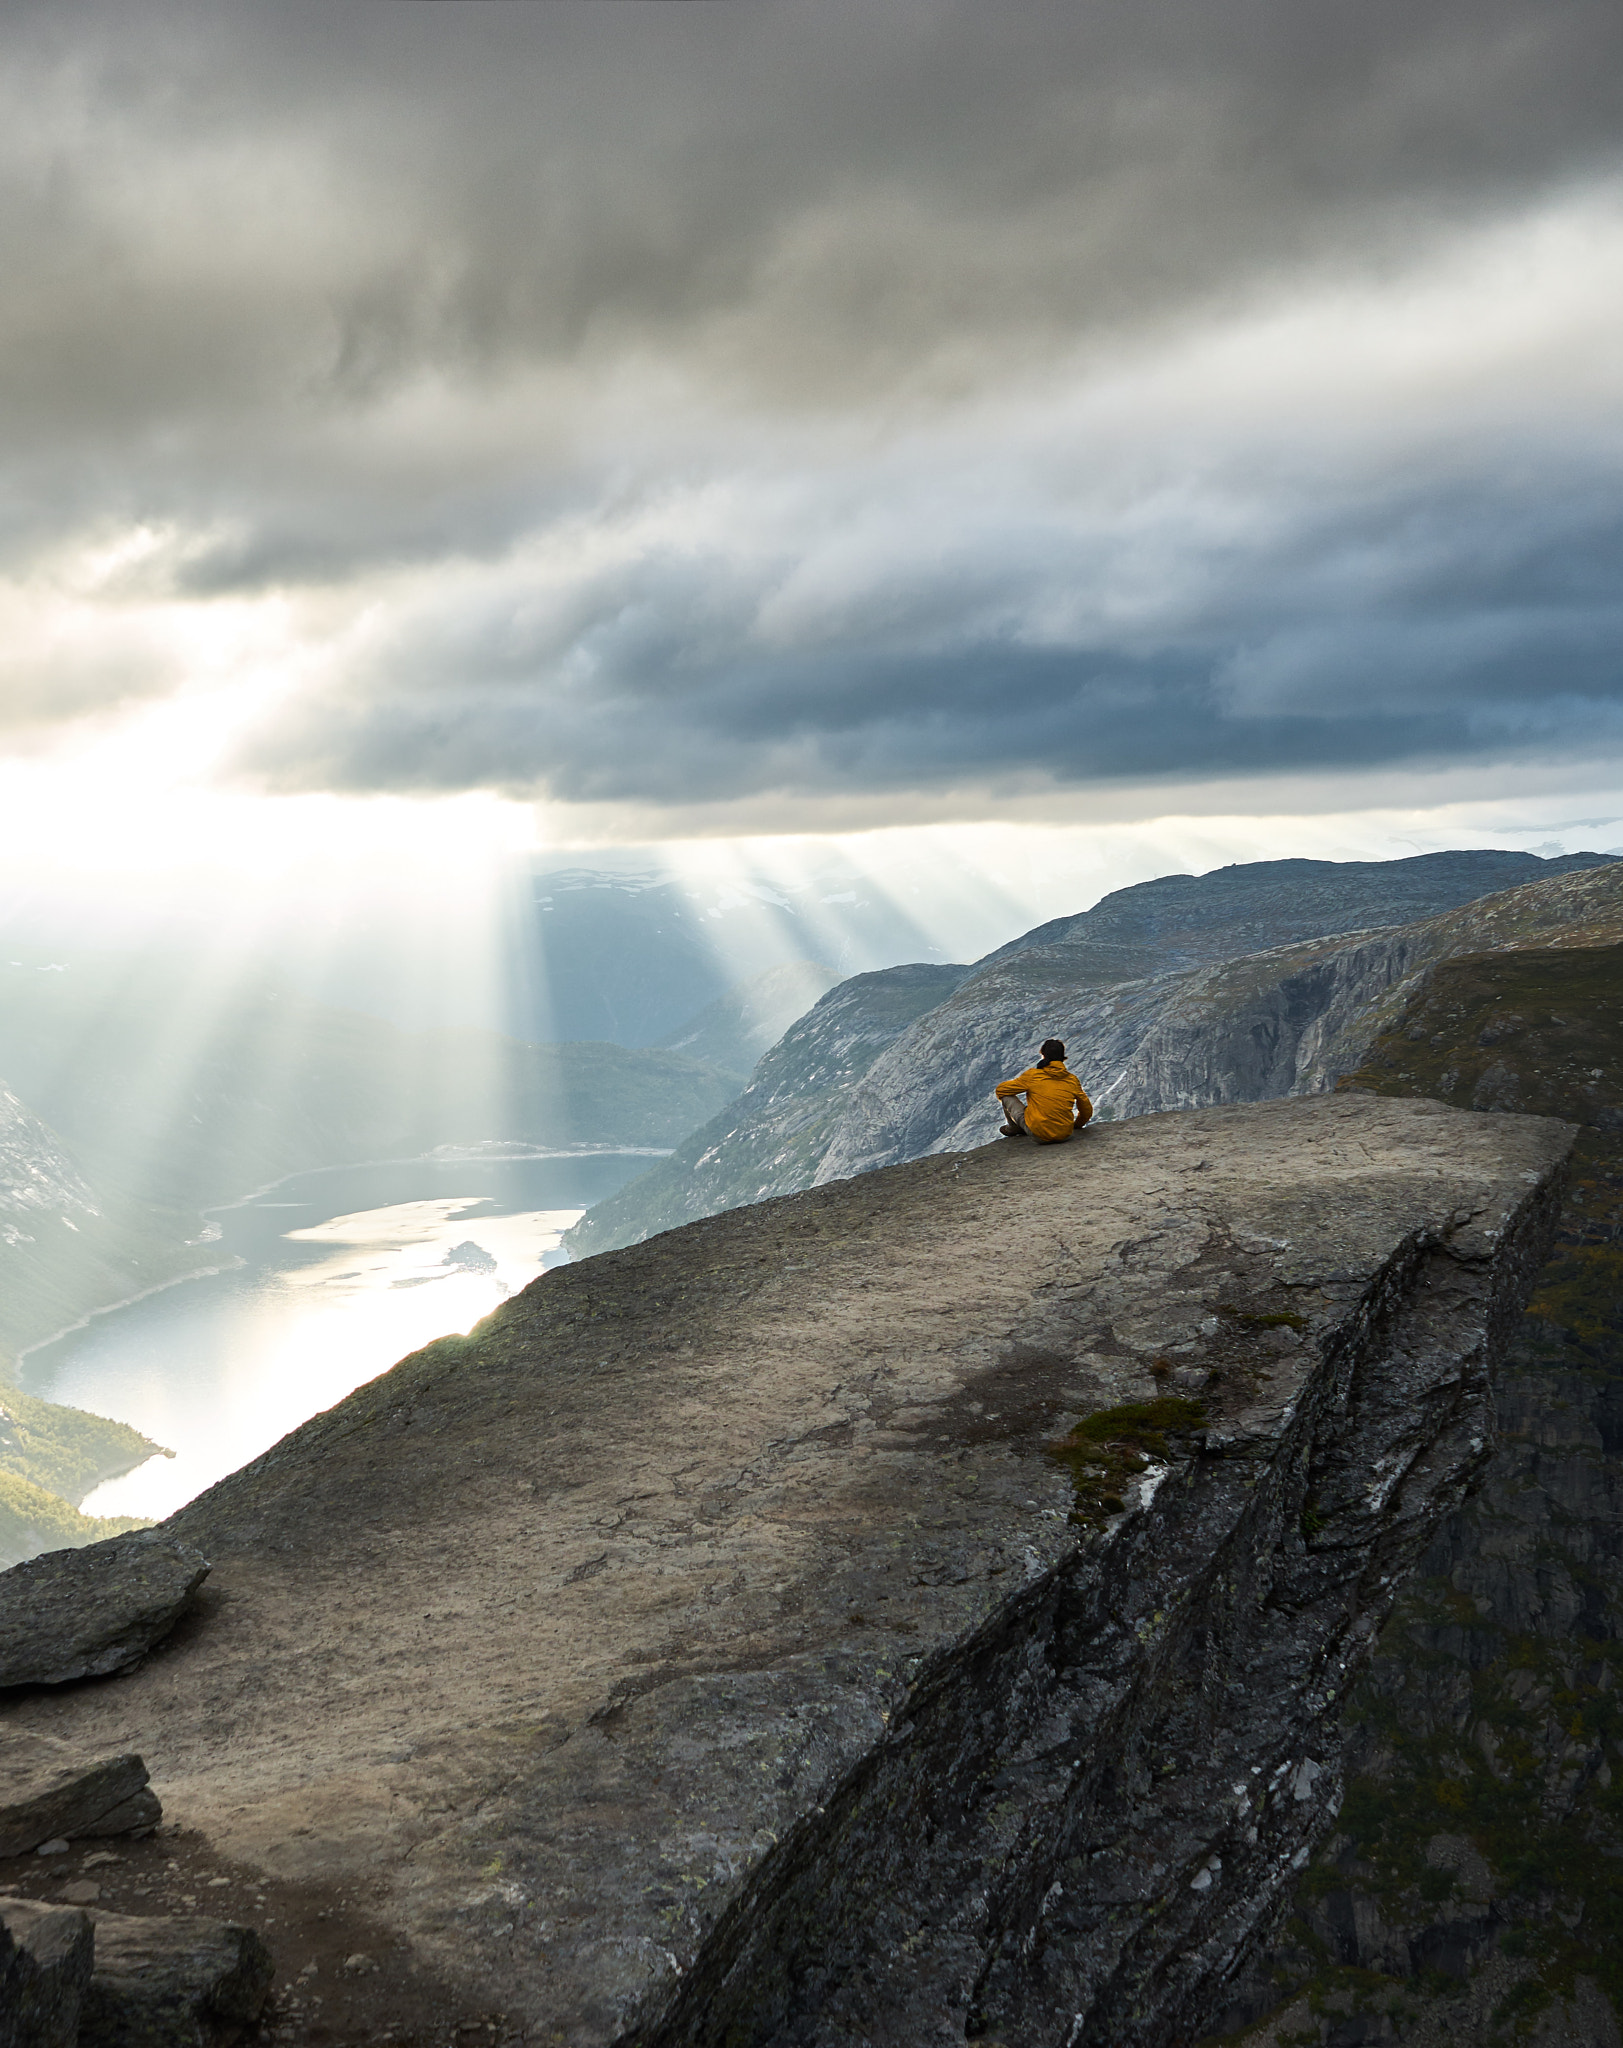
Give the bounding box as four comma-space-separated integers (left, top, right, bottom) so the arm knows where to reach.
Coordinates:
5, 1094, 1573, 2045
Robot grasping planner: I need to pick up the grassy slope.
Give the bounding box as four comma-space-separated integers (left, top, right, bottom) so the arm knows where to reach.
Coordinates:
0, 1377, 166, 1505
0, 1468, 149, 1569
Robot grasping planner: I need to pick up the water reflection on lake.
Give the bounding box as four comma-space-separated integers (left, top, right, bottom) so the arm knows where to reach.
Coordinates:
19, 1150, 653, 1522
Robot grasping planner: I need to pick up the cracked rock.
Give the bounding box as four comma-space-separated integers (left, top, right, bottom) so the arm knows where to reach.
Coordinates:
0, 1897, 94, 2048
0, 1733, 160, 1857
80, 1913, 273, 2048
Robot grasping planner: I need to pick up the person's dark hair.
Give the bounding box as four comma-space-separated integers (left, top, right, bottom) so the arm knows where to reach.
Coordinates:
1039, 1038, 1066, 1064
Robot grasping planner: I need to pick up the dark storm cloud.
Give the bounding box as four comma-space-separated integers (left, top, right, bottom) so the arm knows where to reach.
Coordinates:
1, 0, 1621, 804
248, 444, 1623, 802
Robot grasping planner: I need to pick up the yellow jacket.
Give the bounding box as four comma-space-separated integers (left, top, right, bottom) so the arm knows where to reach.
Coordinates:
995, 1062, 1093, 1141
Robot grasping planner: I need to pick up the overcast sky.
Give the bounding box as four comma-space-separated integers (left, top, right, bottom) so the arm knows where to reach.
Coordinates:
3, 0, 1622, 852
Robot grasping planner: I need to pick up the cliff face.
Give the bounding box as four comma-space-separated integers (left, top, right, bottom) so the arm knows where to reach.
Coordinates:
817, 862, 1623, 1182
1222, 945, 1623, 2046
8, 1094, 1571, 2045
572, 853, 1614, 1258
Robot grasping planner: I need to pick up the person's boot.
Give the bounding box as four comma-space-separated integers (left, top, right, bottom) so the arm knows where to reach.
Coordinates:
999, 1121, 1025, 1138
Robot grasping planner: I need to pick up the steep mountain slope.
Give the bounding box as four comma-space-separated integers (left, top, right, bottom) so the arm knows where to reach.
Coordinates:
654, 959, 838, 1078
564, 964, 969, 1257
822, 860, 1623, 1176
569, 852, 1614, 1256
1225, 943, 1623, 2046
0, 1079, 206, 1362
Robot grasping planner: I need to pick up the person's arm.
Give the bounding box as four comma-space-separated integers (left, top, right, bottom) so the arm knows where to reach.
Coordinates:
1073, 1078, 1094, 1126
994, 1074, 1025, 1101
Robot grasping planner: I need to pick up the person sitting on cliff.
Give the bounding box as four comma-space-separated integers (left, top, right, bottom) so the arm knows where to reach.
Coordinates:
995, 1039, 1093, 1144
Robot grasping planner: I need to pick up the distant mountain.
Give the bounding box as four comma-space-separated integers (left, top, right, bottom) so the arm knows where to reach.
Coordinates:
516, 861, 949, 1045
564, 964, 970, 1258
654, 960, 839, 1076
0, 1078, 92, 1229
567, 850, 1617, 1255
976, 847, 1612, 977
0, 1080, 197, 1362
819, 857, 1623, 1177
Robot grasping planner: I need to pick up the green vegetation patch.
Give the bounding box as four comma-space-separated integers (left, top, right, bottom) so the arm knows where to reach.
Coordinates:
1048, 1397, 1206, 1527
1320, 1612, 1623, 2035
0, 1378, 166, 1507
1339, 942, 1623, 1128
1219, 1304, 1308, 1333
0, 1468, 149, 1567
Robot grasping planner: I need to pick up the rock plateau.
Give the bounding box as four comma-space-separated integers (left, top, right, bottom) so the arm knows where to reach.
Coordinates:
0, 1092, 1571, 2045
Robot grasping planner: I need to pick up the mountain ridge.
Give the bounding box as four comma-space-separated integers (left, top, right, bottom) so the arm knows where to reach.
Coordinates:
568, 850, 1617, 1258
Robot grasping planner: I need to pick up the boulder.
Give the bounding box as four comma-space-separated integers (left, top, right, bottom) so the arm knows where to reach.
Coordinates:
0, 1898, 94, 2048
79, 1912, 273, 2048
0, 1533, 209, 1689
0, 1733, 160, 1857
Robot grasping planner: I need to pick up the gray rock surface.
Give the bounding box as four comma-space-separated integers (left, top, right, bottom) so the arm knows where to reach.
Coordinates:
0, 1897, 93, 2048
0, 1733, 159, 1856
0, 1093, 1572, 2044
79, 1912, 273, 2047
0, 1534, 209, 1689
1209, 944, 1623, 2044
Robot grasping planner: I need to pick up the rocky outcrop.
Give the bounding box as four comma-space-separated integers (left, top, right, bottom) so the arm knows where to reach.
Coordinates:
817, 862, 1623, 1181
0, 1899, 93, 2048
79, 1913, 272, 2048
0, 1735, 159, 1856
571, 851, 1614, 1257
0, 1535, 209, 1689
1215, 942, 1623, 2044
2, 1094, 1571, 2043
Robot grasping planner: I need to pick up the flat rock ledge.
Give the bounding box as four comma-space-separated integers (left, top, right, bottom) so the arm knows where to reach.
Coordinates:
0, 1535, 209, 1691
2, 1096, 1574, 2047
0, 1734, 160, 1858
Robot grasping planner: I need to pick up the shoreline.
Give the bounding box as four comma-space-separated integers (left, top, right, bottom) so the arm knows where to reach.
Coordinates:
14, 1257, 249, 1370
17, 1143, 667, 1370
69, 1439, 177, 1510
210, 1142, 674, 1213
